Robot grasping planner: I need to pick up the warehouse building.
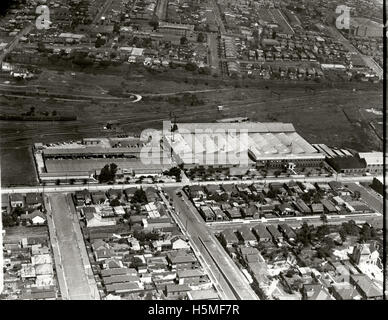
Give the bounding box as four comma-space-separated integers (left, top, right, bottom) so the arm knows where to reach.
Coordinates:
163, 122, 325, 169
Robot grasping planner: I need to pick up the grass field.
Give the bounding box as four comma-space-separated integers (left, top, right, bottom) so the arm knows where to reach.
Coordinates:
0, 68, 383, 186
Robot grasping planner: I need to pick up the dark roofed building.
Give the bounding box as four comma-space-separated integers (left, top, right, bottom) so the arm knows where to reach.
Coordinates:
253, 224, 271, 242
278, 224, 296, 241
321, 199, 338, 213
226, 207, 242, 219
294, 199, 311, 214
266, 225, 283, 242
327, 156, 366, 174
25, 193, 43, 207
237, 226, 258, 246
220, 229, 239, 247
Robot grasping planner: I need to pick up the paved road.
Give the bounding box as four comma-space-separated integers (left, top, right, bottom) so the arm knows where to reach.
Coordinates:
210, 0, 226, 34
0, 24, 33, 64
91, 0, 114, 25
46, 193, 99, 300
155, 0, 168, 20
159, 191, 235, 300
165, 188, 259, 300
2, 174, 378, 195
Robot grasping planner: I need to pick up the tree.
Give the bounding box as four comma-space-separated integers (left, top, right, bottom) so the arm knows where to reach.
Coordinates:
164, 167, 181, 181
197, 32, 205, 43
341, 220, 360, 236
2, 214, 17, 227
110, 198, 121, 207
149, 15, 159, 30
339, 228, 347, 242
296, 222, 313, 246
98, 163, 118, 183
180, 36, 188, 45
185, 62, 197, 72
99, 165, 111, 183
130, 256, 145, 268
131, 188, 147, 204
359, 223, 373, 242
37, 41, 46, 53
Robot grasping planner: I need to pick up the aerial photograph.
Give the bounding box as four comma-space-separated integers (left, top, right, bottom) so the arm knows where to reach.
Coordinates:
0, 0, 385, 304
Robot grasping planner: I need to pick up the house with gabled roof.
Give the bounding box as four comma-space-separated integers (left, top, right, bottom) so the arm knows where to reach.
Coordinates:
220, 229, 239, 247
302, 284, 334, 300
177, 269, 207, 285
25, 193, 43, 208
252, 224, 271, 242
278, 224, 296, 242
237, 226, 257, 246
165, 284, 191, 298
350, 274, 383, 300
267, 225, 283, 242
331, 282, 361, 300
10, 193, 24, 208
166, 250, 197, 270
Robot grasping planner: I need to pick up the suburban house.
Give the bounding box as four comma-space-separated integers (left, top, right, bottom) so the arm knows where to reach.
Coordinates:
237, 226, 258, 246
252, 224, 271, 242
278, 224, 296, 242
171, 236, 190, 250
220, 229, 239, 247
20, 210, 46, 225
25, 193, 43, 209
302, 284, 334, 300
349, 274, 383, 300
331, 282, 361, 300
165, 284, 191, 298
10, 194, 25, 208
266, 225, 283, 243
166, 251, 197, 270
176, 269, 207, 285
321, 199, 338, 214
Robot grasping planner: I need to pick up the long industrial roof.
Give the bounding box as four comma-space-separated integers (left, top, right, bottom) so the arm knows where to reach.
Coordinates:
165, 122, 324, 165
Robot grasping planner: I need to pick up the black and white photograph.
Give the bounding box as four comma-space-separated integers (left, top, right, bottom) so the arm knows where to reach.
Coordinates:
0, 0, 385, 309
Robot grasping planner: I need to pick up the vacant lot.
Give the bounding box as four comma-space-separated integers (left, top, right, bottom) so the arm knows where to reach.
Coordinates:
0, 68, 382, 186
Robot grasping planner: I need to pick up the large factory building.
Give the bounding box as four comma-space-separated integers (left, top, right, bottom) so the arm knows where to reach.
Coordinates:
163, 122, 325, 169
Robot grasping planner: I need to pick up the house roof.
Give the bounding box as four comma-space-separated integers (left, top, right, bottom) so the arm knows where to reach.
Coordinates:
351, 274, 382, 298
303, 284, 333, 300
10, 193, 24, 202
103, 274, 140, 285
187, 289, 219, 300
253, 224, 271, 239
332, 282, 360, 300
101, 267, 135, 277
166, 284, 191, 293
25, 193, 42, 205
30, 210, 46, 221
267, 225, 282, 238
105, 282, 140, 293
177, 269, 205, 278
